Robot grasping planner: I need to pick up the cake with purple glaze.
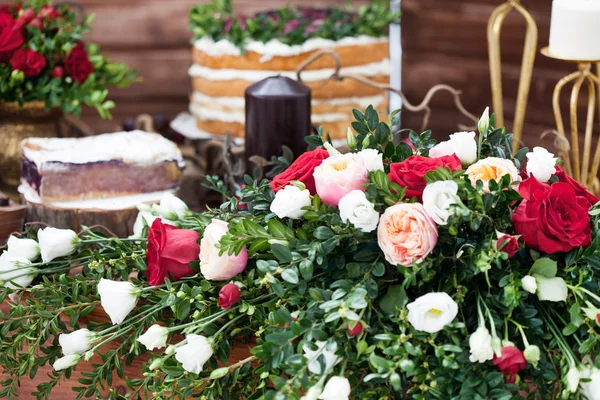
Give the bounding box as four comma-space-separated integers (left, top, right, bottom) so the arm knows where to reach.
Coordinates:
21, 131, 185, 202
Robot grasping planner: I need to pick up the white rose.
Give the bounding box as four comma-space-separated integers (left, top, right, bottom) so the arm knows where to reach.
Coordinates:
59, 329, 97, 355
429, 140, 454, 159
468, 326, 494, 363
535, 275, 567, 302
567, 367, 581, 393
131, 211, 160, 238
137, 324, 169, 350
6, 235, 39, 261
526, 147, 557, 183
160, 192, 189, 219
37, 227, 79, 263
357, 149, 384, 172
174, 334, 213, 374
580, 366, 600, 400
430, 131, 478, 166
406, 292, 458, 333
302, 341, 340, 375
422, 181, 460, 225
270, 185, 312, 219
521, 275, 537, 294
318, 376, 351, 400
0, 253, 37, 290
52, 354, 81, 371
338, 190, 379, 233
97, 279, 140, 325
301, 385, 323, 400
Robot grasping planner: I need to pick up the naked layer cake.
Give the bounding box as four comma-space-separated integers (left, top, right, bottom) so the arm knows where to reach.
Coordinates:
188, 0, 399, 140
21, 131, 185, 202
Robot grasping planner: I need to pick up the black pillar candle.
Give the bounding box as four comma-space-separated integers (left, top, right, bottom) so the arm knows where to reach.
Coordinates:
245, 75, 311, 174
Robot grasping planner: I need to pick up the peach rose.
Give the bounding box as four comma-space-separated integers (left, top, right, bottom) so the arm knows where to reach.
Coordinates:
377, 203, 438, 266
465, 157, 521, 192
313, 153, 369, 206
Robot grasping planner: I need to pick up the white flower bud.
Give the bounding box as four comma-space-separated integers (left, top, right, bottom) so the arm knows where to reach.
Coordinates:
137, 325, 169, 351
478, 107, 490, 134
566, 367, 580, 393
523, 345, 540, 367
6, 235, 39, 261
53, 354, 81, 371
346, 128, 357, 150
37, 227, 79, 263
468, 326, 494, 363
318, 376, 351, 400
521, 275, 537, 294
59, 328, 97, 355
97, 279, 140, 325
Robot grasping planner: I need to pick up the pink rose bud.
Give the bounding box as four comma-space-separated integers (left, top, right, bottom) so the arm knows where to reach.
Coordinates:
217, 283, 241, 309
496, 235, 519, 258
347, 322, 363, 336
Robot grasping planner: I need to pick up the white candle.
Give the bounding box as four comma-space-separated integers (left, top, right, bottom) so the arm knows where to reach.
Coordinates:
549, 0, 600, 61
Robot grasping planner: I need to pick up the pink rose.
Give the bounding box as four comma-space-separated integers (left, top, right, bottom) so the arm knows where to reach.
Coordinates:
313, 153, 369, 206
200, 219, 248, 281
377, 203, 438, 266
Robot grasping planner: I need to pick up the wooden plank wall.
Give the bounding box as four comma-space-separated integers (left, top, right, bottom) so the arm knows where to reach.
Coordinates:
2, 0, 591, 149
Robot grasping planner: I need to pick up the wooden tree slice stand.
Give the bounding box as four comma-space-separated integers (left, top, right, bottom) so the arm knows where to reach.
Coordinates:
24, 199, 140, 237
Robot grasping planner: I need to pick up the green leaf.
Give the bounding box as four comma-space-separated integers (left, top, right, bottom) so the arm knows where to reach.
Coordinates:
299, 260, 313, 280
281, 269, 299, 285
314, 226, 334, 240
271, 243, 293, 263
267, 219, 294, 239
210, 367, 230, 379
379, 285, 406, 314
529, 258, 557, 278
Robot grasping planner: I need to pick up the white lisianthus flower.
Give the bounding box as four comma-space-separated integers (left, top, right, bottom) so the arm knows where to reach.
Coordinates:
52, 354, 81, 371
302, 341, 340, 375
131, 211, 160, 238
526, 147, 558, 183
478, 107, 490, 134
270, 185, 312, 219
0, 253, 37, 290
174, 334, 213, 374
524, 344, 541, 367
567, 367, 581, 393
422, 181, 460, 225
37, 227, 79, 263
318, 376, 351, 400
137, 324, 169, 350
301, 385, 323, 400
160, 192, 189, 219
580, 366, 600, 399
406, 292, 458, 333
97, 279, 140, 325
430, 131, 478, 166
535, 275, 567, 302
59, 329, 97, 355
357, 148, 384, 172
521, 275, 537, 294
338, 190, 379, 233
468, 326, 494, 363
6, 235, 40, 261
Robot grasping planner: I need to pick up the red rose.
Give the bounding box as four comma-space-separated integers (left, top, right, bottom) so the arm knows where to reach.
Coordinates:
554, 167, 599, 206
38, 5, 59, 21
493, 346, 526, 381
388, 154, 462, 200
146, 219, 200, 286
270, 148, 329, 195
11, 48, 46, 77
13, 7, 34, 30
512, 177, 592, 254
496, 234, 519, 258
0, 13, 24, 63
217, 283, 241, 309
347, 322, 363, 336
64, 42, 94, 83
51, 65, 64, 78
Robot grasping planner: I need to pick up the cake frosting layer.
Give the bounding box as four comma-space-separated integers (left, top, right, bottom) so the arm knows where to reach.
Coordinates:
22, 130, 184, 169
188, 58, 390, 82
549, 0, 600, 60
194, 35, 388, 58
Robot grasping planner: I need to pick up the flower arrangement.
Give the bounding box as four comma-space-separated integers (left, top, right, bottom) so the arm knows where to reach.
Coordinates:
2, 106, 600, 399
0, 0, 136, 118
189, 0, 400, 49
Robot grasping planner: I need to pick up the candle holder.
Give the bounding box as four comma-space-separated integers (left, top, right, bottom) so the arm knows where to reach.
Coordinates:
542, 47, 600, 191
487, 0, 538, 150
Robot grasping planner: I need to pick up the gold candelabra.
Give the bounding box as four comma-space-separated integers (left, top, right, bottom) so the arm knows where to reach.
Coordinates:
543, 48, 600, 191
487, 0, 538, 150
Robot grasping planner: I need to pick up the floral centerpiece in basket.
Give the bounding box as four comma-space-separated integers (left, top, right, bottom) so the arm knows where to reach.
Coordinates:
0, 0, 136, 117
2, 106, 600, 399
